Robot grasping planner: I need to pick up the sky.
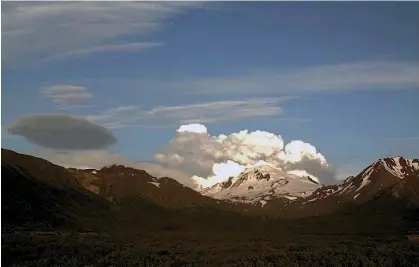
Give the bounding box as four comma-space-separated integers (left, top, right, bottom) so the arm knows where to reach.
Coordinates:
2, 2, 419, 187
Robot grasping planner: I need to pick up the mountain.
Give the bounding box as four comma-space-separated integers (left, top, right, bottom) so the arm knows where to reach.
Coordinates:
271, 157, 419, 218
1, 148, 259, 231
201, 165, 321, 206
69, 164, 260, 214
2, 148, 418, 225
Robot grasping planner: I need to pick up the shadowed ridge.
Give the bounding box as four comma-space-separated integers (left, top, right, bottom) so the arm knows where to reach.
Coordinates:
2, 148, 418, 230
1, 149, 115, 230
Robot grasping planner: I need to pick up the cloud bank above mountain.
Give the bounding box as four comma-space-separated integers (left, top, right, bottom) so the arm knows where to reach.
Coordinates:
7, 114, 335, 188
155, 123, 336, 188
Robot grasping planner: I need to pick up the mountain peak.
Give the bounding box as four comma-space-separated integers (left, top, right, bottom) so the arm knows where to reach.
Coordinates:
307, 156, 419, 205
99, 164, 151, 177
347, 157, 419, 192
231, 165, 277, 188
371, 157, 419, 179
242, 164, 279, 174
201, 164, 321, 204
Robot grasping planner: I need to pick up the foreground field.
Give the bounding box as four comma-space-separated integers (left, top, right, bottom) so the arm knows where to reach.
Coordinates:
3, 229, 419, 267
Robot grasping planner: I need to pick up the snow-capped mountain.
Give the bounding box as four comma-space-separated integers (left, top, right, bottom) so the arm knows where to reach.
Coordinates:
199, 156, 419, 209
304, 157, 419, 203
201, 165, 321, 205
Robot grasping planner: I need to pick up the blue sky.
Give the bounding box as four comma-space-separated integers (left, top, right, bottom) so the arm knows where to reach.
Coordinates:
2, 2, 419, 182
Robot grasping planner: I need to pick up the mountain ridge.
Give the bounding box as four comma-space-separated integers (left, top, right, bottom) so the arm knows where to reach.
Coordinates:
2, 148, 418, 224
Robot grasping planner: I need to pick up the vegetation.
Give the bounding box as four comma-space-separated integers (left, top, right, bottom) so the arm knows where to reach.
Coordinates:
3, 230, 419, 267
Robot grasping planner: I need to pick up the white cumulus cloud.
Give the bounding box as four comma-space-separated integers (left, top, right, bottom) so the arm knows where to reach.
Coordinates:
155, 124, 336, 188
177, 124, 208, 134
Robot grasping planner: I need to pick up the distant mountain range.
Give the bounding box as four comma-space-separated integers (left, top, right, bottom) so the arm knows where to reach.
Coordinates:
2, 148, 418, 231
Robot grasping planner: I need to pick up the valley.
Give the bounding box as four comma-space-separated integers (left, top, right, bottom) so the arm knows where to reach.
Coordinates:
2, 148, 419, 266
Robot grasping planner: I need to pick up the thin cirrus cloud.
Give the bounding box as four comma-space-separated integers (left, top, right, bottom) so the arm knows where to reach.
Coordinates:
163, 60, 419, 95
1, 2, 200, 67
41, 85, 94, 108
86, 97, 295, 129
38, 42, 165, 62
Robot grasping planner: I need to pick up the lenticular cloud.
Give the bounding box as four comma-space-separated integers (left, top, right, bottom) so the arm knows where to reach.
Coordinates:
155, 124, 336, 189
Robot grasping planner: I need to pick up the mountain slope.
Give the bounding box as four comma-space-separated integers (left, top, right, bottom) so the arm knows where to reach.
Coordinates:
2, 148, 259, 223
1, 149, 113, 229
1, 149, 267, 235
70, 165, 258, 214
304, 157, 419, 204
1, 149, 254, 232
270, 157, 419, 218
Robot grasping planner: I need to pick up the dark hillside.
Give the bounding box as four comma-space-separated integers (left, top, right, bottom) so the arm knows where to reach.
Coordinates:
1, 149, 115, 230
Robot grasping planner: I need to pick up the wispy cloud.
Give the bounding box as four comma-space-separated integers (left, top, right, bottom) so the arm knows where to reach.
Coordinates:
39, 42, 165, 62
41, 85, 94, 108
162, 61, 419, 95
86, 98, 293, 129
2, 2, 199, 67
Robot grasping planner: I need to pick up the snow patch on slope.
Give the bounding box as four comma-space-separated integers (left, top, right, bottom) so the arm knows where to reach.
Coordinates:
283, 195, 298, 200
287, 170, 320, 184
355, 165, 374, 192
149, 181, 160, 188
259, 200, 267, 207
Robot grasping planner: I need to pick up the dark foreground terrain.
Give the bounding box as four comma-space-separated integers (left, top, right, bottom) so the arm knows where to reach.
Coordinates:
2, 149, 419, 266
3, 229, 419, 267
